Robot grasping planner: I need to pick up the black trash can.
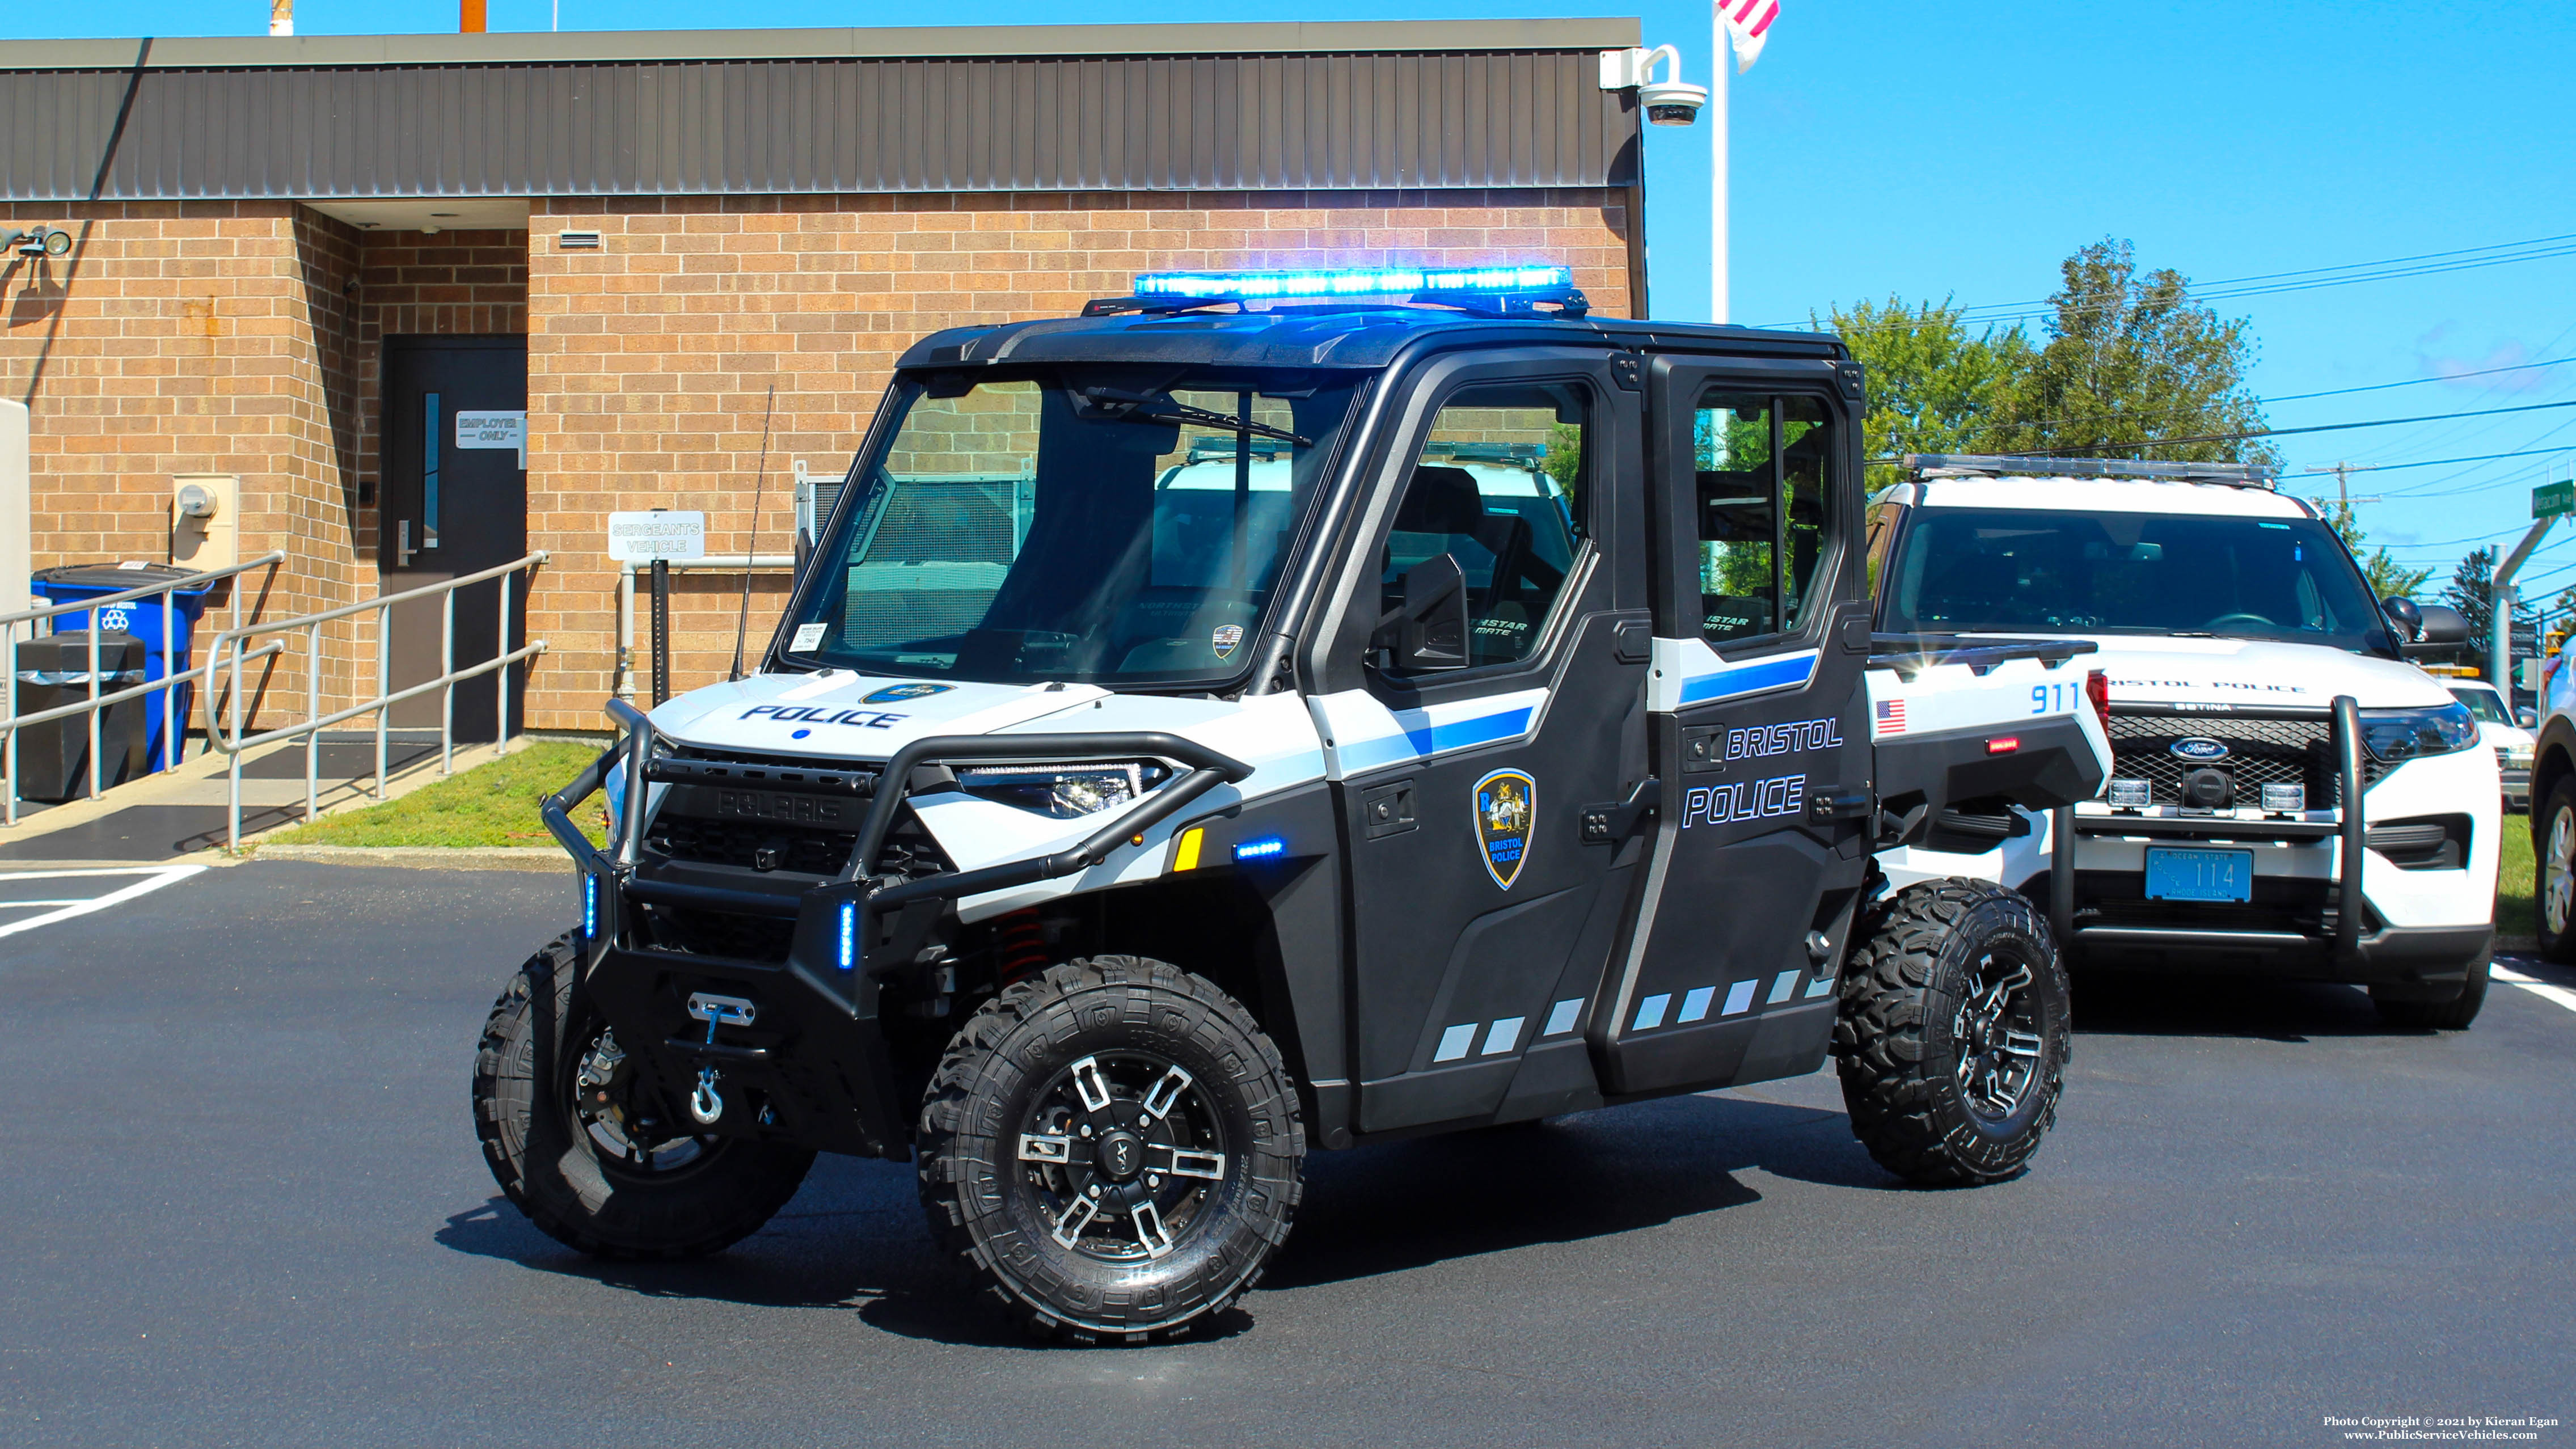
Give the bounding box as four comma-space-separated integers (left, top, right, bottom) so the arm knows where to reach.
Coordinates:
10, 631, 149, 802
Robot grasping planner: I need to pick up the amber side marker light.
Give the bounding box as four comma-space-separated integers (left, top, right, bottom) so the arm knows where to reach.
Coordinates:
1170, 827, 1205, 872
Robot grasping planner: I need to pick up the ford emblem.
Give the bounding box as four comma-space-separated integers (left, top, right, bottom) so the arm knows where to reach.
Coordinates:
2169, 737, 2231, 761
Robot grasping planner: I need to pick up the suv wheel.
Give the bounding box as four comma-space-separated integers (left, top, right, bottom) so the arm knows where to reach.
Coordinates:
1834, 879, 2072, 1187
473, 932, 815, 1258
2371, 946, 2491, 1030
2539, 777, 2576, 964
918, 957, 1305, 1344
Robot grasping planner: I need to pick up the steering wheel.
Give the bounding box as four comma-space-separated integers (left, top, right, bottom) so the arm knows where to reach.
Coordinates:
2203, 612, 2275, 631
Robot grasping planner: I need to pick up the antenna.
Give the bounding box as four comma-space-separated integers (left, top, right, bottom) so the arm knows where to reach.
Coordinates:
729, 383, 776, 683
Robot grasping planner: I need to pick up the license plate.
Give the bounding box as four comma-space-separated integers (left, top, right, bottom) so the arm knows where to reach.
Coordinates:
2143, 847, 2254, 902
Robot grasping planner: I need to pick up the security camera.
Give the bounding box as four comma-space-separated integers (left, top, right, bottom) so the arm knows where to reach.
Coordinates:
1598, 45, 1708, 128
1640, 77, 1709, 126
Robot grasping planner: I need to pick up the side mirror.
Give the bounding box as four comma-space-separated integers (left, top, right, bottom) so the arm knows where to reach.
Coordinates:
2381, 595, 2423, 642
1374, 552, 1470, 671
2414, 603, 2471, 647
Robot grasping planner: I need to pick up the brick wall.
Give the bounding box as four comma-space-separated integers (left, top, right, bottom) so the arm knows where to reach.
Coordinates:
0, 201, 365, 729
6, 188, 1636, 740
523, 185, 1634, 728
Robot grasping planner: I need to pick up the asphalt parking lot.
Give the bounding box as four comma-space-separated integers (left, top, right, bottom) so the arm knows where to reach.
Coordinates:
4, 863, 2570, 1448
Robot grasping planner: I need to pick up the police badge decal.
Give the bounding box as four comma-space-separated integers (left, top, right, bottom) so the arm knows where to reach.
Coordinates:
1472, 768, 1536, 889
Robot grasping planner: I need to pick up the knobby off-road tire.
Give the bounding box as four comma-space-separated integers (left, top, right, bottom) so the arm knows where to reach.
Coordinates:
2371, 945, 2492, 1030
1834, 879, 2072, 1187
918, 956, 1306, 1345
2536, 776, 2576, 965
473, 931, 815, 1259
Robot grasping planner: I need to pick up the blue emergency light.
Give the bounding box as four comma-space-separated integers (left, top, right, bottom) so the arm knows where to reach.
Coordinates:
1233, 836, 1288, 861
582, 874, 598, 938
838, 899, 859, 971
1133, 264, 1575, 302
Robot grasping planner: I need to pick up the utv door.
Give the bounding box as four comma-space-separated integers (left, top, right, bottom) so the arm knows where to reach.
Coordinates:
1304, 349, 1653, 1135
1590, 358, 1874, 1096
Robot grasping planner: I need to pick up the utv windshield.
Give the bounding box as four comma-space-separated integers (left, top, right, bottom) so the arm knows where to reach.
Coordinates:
1880, 506, 2392, 653
786, 367, 1363, 687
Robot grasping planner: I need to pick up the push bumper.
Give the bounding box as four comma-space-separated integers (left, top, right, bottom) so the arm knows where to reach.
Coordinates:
2049, 696, 2493, 987
537, 699, 1252, 1158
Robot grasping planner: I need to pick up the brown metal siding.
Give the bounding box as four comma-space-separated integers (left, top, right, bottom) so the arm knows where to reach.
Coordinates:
0, 51, 1637, 201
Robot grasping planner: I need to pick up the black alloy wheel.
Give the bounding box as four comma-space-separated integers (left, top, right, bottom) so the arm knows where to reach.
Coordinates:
919, 956, 1306, 1344
1836, 879, 2072, 1186
474, 931, 813, 1260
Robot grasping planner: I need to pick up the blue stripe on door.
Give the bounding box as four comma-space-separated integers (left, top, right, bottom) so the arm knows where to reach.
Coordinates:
1676, 652, 1816, 706
1337, 705, 1535, 772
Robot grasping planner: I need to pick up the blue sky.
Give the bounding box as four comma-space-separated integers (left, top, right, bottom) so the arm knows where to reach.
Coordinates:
9, 0, 2574, 596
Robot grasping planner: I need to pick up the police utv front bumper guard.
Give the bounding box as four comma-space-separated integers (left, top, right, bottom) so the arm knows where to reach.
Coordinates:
537, 698, 1253, 1157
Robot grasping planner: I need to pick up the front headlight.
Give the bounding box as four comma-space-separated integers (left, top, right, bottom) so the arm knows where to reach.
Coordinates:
957, 762, 1169, 818
2357, 702, 2481, 763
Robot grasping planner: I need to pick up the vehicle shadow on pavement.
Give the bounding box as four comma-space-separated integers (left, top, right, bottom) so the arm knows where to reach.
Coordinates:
2070, 970, 2400, 1042
434, 1095, 1890, 1344
1263, 1093, 1890, 1291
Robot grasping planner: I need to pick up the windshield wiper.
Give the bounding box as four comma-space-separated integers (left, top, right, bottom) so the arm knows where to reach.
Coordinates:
1080, 387, 1311, 446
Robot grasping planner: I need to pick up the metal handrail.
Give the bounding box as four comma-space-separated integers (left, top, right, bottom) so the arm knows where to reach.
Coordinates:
196, 551, 551, 851
1, 552, 286, 826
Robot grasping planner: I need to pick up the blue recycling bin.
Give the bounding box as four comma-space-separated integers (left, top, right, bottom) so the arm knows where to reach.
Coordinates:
31, 563, 217, 772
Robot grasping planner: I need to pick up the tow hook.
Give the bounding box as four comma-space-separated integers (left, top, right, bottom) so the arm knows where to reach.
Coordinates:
683, 992, 757, 1126
690, 1067, 725, 1126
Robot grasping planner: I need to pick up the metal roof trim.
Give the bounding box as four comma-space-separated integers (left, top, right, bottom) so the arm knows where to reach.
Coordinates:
0, 19, 1641, 72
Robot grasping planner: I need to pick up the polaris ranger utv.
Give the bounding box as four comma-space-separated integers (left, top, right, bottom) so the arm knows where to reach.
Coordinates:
476, 265, 2112, 1342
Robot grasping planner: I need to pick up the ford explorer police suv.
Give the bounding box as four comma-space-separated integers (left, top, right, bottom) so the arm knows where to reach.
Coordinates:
474, 269, 2110, 1344
1869, 455, 2495, 1029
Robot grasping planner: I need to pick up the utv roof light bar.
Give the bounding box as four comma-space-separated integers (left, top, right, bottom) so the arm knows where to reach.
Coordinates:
1086, 263, 1587, 318
1903, 453, 2278, 488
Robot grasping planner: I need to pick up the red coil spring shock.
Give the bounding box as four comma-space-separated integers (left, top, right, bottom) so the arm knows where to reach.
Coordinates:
995, 909, 1050, 987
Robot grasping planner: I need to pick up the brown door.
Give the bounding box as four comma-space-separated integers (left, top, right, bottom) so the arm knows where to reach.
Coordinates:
379, 336, 528, 739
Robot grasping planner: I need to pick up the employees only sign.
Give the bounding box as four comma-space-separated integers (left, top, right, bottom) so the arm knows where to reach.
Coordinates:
608, 510, 706, 563
455, 410, 528, 467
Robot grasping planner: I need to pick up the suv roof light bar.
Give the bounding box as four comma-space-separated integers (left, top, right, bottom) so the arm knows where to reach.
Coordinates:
1902, 453, 2278, 488
1086, 264, 1587, 319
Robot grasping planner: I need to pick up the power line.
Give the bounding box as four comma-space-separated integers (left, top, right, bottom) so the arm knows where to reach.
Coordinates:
2300, 445, 2576, 477
1945, 231, 2576, 326
2265, 357, 2576, 404
2023, 398, 2576, 457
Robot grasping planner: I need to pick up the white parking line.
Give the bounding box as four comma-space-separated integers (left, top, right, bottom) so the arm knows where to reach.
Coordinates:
2493, 964, 2576, 1016
0, 867, 208, 940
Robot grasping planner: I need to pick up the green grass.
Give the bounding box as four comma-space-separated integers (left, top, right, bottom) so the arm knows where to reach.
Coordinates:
262, 740, 609, 849
2499, 808, 2535, 940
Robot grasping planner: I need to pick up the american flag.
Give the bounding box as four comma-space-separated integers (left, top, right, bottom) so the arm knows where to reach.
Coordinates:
1875, 697, 1906, 734
1722, 0, 1781, 73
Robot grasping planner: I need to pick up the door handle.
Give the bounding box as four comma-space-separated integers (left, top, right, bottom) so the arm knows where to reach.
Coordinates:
1580, 777, 1660, 844
398, 518, 417, 567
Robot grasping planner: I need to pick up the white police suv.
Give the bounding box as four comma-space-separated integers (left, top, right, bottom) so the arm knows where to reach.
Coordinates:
1868, 455, 2496, 1028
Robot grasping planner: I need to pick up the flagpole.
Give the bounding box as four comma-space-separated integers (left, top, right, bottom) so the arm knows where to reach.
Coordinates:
1711, 1, 1730, 324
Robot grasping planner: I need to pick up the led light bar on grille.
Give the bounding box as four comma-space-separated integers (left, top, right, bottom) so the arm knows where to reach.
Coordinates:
2260, 783, 2306, 812
1133, 264, 1574, 301
2107, 779, 2152, 808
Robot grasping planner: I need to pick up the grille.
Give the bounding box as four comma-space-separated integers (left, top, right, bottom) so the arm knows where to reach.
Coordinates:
647, 747, 949, 881
2105, 713, 2388, 808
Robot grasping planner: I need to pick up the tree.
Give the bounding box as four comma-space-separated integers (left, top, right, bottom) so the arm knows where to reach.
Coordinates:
1985, 238, 2279, 467
1818, 296, 2030, 489
2441, 547, 2537, 671
2322, 500, 2433, 602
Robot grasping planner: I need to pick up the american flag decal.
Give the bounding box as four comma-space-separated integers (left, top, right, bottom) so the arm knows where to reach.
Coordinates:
1875, 697, 1906, 734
